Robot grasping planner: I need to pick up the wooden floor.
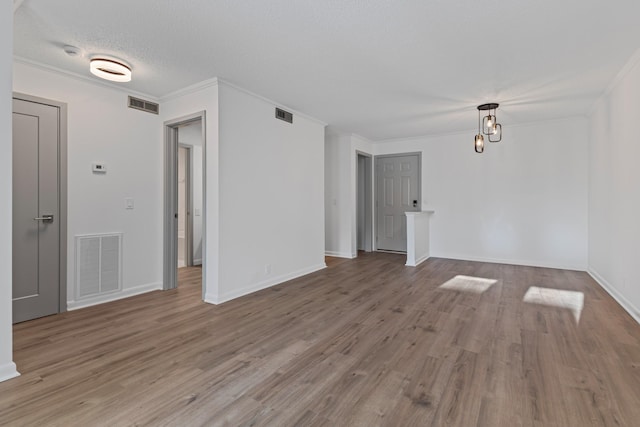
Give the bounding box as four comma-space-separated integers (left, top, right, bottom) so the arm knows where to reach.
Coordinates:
1, 254, 639, 426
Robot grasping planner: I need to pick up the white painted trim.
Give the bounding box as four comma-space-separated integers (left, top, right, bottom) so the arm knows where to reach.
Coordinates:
67, 282, 162, 310
204, 263, 326, 305
406, 253, 430, 267
589, 269, 640, 325
325, 251, 357, 259
216, 79, 328, 127
193, 258, 202, 266
13, 56, 158, 101
0, 362, 20, 383
159, 78, 219, 102
432, 253, 586, 272
587, 47, 640, 116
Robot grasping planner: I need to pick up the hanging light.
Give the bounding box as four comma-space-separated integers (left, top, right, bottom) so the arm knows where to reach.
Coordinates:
475, 134, 484, 153
474, 107, 484, 153
474, 103, 502, 153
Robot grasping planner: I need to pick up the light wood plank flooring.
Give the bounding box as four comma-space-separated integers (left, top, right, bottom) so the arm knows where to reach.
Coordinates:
1, 253, 639, 426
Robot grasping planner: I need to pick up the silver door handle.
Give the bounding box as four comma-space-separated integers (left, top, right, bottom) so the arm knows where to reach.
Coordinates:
33, 214, 54, 223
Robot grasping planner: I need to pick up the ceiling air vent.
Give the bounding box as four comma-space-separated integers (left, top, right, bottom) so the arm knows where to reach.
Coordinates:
275, 107, 293, 124
128, 96, 159, 115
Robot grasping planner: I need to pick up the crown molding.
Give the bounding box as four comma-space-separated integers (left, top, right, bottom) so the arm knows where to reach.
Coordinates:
587, 47, 640, 117
13, 56, 159, 101
373, 115, 587, 144
159, 77, 220, 103
216, 78, 328, 127
14, 0, 25, 13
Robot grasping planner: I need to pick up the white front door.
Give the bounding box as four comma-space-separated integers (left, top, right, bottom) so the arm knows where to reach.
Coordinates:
376, 154, 420, 252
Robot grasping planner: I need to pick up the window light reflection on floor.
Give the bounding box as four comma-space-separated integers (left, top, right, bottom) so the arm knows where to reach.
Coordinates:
523, 286, 584, 324
438, 275, 497, 294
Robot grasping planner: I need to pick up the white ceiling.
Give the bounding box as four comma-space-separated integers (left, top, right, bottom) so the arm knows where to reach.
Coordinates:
13, 0, 640, 141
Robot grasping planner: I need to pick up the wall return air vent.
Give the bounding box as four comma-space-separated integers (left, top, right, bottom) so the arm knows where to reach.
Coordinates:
128, 96, 159, 115
275, 107, 293, 123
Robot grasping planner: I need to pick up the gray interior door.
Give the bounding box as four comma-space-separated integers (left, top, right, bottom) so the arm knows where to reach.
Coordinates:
376, 154, 420, 252
13, 98, 60, 323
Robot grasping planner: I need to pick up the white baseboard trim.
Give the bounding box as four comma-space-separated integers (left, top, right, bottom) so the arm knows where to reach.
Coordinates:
325, 251, 356, 259
0, 362, 20, 383
68, 282, 163, 310
589, 268, 640, 325
193, 259, 202, 266
406, 254, 430, 267
432, 252, 586, 272
205, 263, 327, 305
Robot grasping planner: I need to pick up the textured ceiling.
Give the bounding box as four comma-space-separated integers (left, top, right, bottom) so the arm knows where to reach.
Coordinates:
13, 0, 640, 140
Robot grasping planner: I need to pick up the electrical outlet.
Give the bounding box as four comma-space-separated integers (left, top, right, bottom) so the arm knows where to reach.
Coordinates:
125, 198, 134, 210
265, 264, 271, 275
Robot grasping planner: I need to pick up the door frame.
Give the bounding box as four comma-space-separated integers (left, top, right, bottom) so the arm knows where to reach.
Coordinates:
356, 151, 373, 253
178, 143, 193, 267
373, 152, 422, 253
163, 111, 206, 295
12, 92, 68, 313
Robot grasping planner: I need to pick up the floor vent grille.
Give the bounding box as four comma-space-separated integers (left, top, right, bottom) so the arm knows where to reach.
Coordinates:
76, 233, 123, 299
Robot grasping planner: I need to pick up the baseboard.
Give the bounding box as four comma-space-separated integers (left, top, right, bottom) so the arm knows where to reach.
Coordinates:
589, 268, 640, 325
432, 252, 586, 272
406, 254, 430, 267
0, 362, 20, 383
325, 251, 356, 259
205, 263, 327, 305
68, 282, 163, 310
193, 258, 202, 266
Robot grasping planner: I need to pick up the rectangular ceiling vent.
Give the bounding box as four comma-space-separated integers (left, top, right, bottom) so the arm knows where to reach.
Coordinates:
128, 96, 159, 115
275, 107, 293, 124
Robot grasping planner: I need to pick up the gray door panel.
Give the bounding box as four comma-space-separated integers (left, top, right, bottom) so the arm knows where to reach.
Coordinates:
376, 154, 420, 252
13, 98, 60, 323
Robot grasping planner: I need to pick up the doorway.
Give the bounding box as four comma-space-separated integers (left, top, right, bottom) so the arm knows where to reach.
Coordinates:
375, 153, 421, 252
177, 145, 192, 268
164, 112, 205, 296
12, 94, 67, 323
356, 153, 373, 253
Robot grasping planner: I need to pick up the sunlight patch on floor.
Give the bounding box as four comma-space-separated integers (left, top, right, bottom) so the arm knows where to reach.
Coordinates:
523, 286, 584, 324
439, 275, 497, 294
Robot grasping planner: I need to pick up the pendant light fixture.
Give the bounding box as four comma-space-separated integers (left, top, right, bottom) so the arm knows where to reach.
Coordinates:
474, 103, 502, 153
90, 57, 132, 82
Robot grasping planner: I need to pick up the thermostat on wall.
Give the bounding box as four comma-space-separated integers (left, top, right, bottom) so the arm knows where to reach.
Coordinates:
92, 162, 107, 173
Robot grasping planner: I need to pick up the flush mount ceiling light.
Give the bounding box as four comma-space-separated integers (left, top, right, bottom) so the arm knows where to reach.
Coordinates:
90, 57, 132, 82
474, 103, 502, 153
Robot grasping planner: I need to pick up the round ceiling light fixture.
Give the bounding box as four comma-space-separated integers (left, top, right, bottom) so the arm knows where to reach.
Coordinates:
89, 57, 132, 82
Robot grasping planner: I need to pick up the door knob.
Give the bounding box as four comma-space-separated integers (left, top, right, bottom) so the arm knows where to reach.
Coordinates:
33, 214, 54, 223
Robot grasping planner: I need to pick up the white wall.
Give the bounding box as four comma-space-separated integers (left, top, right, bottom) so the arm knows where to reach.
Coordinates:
373, 118, 589, 270
178, 121, 204, 265
588, 51, 640, 322
216, 82, 326, 303
324, 130, 374, 258
160, 82, 220, 301
13, 61, 164, 309
0, 1, 19, 382
325, 129, 352, 257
